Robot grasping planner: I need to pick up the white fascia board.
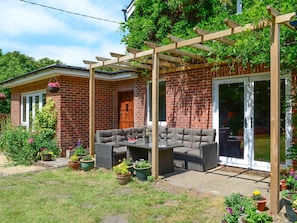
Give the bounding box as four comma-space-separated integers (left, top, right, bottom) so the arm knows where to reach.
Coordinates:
1, 67, 138, 88
96, 72, 138, 81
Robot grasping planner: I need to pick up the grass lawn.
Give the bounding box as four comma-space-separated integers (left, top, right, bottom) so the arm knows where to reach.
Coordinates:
0, 167, 224, 223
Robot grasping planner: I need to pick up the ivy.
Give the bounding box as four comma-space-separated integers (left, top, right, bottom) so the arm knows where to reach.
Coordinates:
121, 0, 297, 70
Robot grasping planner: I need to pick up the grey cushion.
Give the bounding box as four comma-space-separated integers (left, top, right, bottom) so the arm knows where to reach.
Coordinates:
201, 129, 216, 143
183, 128, 193, 148
113, 146, 127, 155
192, 129, 202, 149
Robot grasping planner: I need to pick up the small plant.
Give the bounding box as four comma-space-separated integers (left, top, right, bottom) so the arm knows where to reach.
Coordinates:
121, 158, 133, 166
39, 148, 54, 156
113, 162, 129, 175
244, 208, 273, 222
222, 193, 256, 223
251, 190, 265, 201
70, 155, 79, 163
74, 140, 86, 156
134, 159, 151, 169
81, 155, 93, 161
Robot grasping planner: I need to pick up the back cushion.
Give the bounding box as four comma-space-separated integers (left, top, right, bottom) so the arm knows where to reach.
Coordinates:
201, 129, 216, 143
167, 128, 184, 144
97, 130, 116, 143
192, 129, 202, 149
183, 128, 193, 148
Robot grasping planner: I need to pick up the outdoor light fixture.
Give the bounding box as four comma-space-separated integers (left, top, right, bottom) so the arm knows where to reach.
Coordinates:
290, 20, 297, 30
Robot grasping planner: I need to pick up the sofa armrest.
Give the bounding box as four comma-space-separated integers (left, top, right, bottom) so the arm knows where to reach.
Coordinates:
95, 142, 114, 169
200, 142, 218, 171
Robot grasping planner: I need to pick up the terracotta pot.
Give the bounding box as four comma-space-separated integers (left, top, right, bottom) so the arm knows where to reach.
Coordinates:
256, 199, 267, 211
280, 179, 287, 191
68, 161, 80, 170
116, 173, 131, 185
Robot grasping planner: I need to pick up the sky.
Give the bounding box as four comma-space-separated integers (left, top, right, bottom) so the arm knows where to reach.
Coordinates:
0, 0, 133, 67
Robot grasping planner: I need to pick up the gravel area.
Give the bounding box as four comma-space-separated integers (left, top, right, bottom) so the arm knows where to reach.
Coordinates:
0, 154, 47, 176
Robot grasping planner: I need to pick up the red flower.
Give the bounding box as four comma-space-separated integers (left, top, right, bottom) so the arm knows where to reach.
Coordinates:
48, 82, 60, 88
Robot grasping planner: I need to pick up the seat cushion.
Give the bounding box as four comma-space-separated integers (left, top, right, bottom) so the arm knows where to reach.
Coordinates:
113, 146, 127, 155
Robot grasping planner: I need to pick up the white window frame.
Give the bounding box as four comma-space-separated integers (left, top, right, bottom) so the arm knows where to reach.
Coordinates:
147, 80, 166, 126
21, 90, 46, 129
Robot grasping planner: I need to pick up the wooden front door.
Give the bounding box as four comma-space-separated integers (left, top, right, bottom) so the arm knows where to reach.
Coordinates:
119, 92, 134, 129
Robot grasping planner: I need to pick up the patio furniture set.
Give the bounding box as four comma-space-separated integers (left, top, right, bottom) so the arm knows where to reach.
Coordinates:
94, 126, 218, 173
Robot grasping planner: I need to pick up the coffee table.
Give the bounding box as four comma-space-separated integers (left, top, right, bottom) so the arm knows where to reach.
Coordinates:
119, 139, 183, 174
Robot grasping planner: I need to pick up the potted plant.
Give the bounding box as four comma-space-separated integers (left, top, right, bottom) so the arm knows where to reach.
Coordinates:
39, 147, 54, 161
282, 190, 297, 222
113, 161, 131, 185
68, 155, 80, 170
80, 155, 94, 171
280, 166, 290, 191
47, 82, 60, 93
74, 140, 87, 159
122, 158, 134, 175
133, 159, 151, 181
251, 190, 266, 211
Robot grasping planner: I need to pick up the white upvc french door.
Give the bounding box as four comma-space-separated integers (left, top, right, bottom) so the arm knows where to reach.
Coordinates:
213, 73, 289, 171
21, 91, 46, 129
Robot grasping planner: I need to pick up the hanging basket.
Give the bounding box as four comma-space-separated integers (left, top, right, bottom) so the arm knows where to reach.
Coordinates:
0, 93, 6, 100
47, 76, 60, 93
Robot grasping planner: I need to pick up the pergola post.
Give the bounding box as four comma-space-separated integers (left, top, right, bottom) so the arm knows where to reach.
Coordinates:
269, 12, 280, 215
89, 67, 95, 156
151, 51, 160, 179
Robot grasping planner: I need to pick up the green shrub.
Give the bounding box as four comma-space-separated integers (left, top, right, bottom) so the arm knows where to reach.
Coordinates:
0, 98, 60, 165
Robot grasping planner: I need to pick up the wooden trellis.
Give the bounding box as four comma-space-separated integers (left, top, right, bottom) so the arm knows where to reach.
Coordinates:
85, 6, 296, 214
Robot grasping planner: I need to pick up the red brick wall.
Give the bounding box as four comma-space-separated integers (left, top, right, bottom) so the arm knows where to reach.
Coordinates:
6, 63, 283, 156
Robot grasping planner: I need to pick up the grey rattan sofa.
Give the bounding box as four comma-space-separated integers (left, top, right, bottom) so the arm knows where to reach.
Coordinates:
95, 126, 218, 172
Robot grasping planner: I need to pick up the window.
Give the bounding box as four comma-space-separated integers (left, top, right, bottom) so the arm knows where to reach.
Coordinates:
147, 81, 166, 124
21, 91, 46, 129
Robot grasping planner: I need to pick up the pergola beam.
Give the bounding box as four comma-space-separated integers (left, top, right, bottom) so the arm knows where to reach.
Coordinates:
144, 41, 204, 61
127, 47, 177, 68
168, 34, 211, 52
193, 27, 236, 45
267, 6, 296, 30
224, 18, 260, 37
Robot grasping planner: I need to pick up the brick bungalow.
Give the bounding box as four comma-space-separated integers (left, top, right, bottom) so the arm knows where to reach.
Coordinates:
1, 62, 295, 171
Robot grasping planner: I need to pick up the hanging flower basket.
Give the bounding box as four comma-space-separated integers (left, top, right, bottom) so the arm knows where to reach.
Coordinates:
47, 76, 60, 93
0, 93, 6, 100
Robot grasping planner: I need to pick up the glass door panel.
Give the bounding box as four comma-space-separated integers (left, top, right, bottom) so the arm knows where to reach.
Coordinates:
253, 80, 286, 164
219, 83, 244, 159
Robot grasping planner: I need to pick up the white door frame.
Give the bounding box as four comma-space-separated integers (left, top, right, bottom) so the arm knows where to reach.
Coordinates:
213, 72, 291, 171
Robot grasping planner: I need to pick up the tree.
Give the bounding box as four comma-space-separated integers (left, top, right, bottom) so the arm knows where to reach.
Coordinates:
121, 0, 297, 70
0, 50, 63, 113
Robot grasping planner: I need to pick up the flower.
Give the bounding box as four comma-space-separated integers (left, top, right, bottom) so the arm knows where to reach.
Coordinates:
28, 138, 34, 144
48, 82, 60, 88
252, 190, 265, 200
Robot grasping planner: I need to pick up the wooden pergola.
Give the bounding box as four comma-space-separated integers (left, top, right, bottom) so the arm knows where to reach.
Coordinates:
85, 6, 296, 214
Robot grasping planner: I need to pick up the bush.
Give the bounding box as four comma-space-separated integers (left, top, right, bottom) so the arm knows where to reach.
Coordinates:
0, 119, 60, 165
